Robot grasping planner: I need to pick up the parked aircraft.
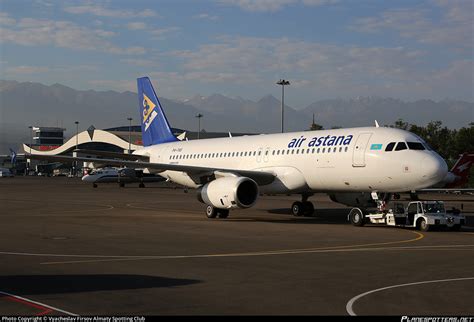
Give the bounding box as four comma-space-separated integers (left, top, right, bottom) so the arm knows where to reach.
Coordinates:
28, 77, 448, 221
82, 167, 165, 188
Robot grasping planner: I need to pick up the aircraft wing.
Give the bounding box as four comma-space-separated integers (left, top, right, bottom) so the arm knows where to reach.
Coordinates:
74, 149, 150, 161
26, 154, 275, 185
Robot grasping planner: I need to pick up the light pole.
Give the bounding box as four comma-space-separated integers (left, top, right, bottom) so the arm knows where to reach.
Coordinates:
195, 113, 203, 139
276, 79, 290, 133
74, 121, 79, 150
127, 117, 133, 153
74, 121, 79, 176
27, 126, 33, 175
28, 126, 33, 154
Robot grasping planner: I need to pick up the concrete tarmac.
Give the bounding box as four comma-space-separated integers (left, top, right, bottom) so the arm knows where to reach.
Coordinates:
0, 177, 473, 316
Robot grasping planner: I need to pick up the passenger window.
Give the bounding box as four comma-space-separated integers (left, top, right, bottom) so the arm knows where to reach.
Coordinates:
317, 148, 320, 153
333, 147, 336, 152
407, 142, 425, 150
345, 147, 348, 152
291, 150, 295, 154
322, 148, 325, 153
339, 147, 342, 152
395, 142, 408, 151
312, 148, 315, 153
385, 142, 396, 151
296, 149, 299, 154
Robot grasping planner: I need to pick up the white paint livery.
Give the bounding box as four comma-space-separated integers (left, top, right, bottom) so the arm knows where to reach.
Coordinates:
134, 127, 447, 194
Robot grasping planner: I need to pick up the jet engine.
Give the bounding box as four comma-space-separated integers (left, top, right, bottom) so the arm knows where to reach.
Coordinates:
329, 192, 391, 208
197, 177, 258, 209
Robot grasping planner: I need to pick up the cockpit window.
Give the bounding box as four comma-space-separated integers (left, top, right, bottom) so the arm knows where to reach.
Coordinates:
423, 142, 433, 150
407, 142, 425, 150
395, 142, 408, 151
385, 142, 396, 151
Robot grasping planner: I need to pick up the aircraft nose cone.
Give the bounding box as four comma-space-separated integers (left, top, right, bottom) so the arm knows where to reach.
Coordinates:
421, 155, 448, 184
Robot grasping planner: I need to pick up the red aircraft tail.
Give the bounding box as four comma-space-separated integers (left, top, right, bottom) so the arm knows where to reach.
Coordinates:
446, 153, 474, 188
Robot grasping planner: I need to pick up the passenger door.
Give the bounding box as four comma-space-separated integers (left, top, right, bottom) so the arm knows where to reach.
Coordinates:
352, 133, 372, 167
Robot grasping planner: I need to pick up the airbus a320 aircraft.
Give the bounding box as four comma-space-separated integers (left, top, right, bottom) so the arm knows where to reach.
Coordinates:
28, 77, 448, 223
82, 167, 165, 188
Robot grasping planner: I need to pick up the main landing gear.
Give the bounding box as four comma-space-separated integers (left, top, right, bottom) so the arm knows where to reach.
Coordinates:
291, 194, 314, 217
206, 205, 230, 219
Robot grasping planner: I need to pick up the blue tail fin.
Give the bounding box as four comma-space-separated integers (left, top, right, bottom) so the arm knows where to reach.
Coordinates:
9, 148, 17, 165
137, 77, 178, 146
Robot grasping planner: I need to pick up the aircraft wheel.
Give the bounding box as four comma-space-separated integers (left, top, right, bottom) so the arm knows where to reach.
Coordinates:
303, 201, 314, 217
418, 218, 430, 231
139, 183, 145, 188
206, 205, 218, 219
119, 182, 125, 188
218, 209, 230, 219
349, 208, 365, 226
291, 202, 304, 216
93, 183, 98, 188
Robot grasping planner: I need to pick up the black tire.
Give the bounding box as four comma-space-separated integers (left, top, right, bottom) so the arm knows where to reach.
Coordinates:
206, 205, 218, 219
93, 183, 98, 188
218, 209, 230, 219
349, 208, 365, 226
303, 201, 314, 217
418, 218, 430, 231
139, 183, 145, 188
119, 182, 125, 188
292, 202, 304, 216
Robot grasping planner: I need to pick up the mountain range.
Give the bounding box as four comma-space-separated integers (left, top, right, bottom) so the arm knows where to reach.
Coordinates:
0, 80, 472, 154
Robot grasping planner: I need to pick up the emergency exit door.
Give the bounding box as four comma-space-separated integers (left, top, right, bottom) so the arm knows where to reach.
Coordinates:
352, 133, 372, 167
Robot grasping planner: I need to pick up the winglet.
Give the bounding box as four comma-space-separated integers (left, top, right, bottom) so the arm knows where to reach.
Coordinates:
374, 120, 380, 128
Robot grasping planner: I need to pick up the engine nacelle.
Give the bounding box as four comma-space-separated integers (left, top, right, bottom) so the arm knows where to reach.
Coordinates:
197, 177, 258, 209
329, 192, 391, 208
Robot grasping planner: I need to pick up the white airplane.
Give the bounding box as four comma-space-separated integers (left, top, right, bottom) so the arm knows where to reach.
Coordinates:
81, 167, 165, 188
29, 77, 448, 223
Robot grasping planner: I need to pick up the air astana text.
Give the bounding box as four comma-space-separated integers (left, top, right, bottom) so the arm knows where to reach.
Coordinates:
288, 135, 353, 148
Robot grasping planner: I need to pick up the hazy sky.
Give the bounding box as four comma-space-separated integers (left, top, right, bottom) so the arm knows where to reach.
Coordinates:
1, 0, 472, 107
